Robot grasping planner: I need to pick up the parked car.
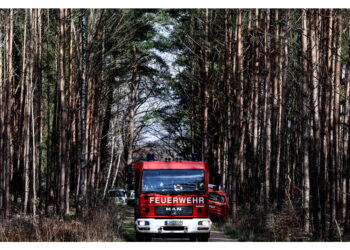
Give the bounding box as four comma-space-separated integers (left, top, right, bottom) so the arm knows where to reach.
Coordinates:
107, 187, 127, 205
127, 189, 135, 205
208, 187, 229, 219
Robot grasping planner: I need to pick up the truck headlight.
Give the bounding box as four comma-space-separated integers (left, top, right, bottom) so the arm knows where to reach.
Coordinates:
198, 220, 210, 226
138, 221, 150, 226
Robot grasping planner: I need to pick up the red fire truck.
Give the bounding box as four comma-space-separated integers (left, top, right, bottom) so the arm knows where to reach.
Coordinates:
134, 156, 212, 241
208, 187, 230, 219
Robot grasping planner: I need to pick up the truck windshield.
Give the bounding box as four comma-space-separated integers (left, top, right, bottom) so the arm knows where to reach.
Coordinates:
108, 190, 126, 198
208, 192, 225, 203
142, 169, 205, 194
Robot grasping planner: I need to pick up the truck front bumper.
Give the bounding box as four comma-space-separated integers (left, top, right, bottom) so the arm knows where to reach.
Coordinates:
135, 218, 211, 235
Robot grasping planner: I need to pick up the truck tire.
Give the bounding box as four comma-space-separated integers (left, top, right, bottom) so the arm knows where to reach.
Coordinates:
135, 232, 144, 241
144, 236, 152, 241
136, 232, 152, 242
189, 236, 196, 241
198, 234, 210, 242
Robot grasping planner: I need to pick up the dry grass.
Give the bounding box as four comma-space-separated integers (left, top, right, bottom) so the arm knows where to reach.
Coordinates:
0, 203, 126, 242
222, 204, 308, 241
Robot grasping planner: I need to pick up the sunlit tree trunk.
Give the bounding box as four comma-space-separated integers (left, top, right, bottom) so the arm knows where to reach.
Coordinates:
58, 8, 67, 215
77, 10, 88, 215
301, 9, 310, 233
310, 9, 321, 237
22, 10, 30, 215
263, 9, 272, 205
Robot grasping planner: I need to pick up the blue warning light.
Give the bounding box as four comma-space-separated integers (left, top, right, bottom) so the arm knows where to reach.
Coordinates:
147, 153, 155, 161
191, 153, 200, 161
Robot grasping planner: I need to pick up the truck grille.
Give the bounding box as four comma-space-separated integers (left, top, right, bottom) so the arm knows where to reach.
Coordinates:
154, 206, 192, 216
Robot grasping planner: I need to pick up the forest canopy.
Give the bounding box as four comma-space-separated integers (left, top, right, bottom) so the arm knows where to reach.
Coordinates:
0, 9, 350, 241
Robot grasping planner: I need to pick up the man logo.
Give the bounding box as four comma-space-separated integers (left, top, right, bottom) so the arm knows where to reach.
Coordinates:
165, 207, 183, 212
155, 206, 192, 216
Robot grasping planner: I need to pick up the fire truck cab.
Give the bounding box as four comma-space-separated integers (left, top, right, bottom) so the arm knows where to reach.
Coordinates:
134, 157, 211, 241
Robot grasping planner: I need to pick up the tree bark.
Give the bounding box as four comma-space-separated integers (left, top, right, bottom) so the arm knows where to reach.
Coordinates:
58, 8, 67, 215
301, 9, 311, 233
264, 9, 272, 205
202, 8, 210, 161
310, 9, 321, 237
231, 9, 243, 218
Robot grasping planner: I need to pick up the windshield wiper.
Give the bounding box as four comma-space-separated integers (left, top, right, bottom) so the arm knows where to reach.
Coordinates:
142, 190, 205, 195
167, 190, 205, 195
142, 191, 163, 194
191, 190, 205, 194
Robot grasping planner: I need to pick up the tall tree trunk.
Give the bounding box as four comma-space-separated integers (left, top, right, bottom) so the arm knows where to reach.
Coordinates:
344, 19, 350, 236
103, 134, 115, 199
224, 8, 233, 197
58, 8, 67, 215
277, 10, 288, 209
301, 9, 311, 233
231, 9, 243, 218
23, 10, 30, 215
125, 44, 137, 176
202, 8, 209, 161
4, 9, 14, 218
77, 10, 88, 215
330, 10, 343, 239
66, 8, 76, 215
343, 62, 350, 235
0, 12, 4, 214
310, 9, 321, 237
252, 9, 260, 206
29, 9, 38, 216
272, 9, 280, 205
319, 9, 333, 239
33, 8, 43, 212
264, 9, 272, 205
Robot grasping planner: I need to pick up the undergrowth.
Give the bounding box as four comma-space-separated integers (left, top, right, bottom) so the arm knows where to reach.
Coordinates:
0, 203, 126, 242
222, 204, 309, 241
119, 208, 135, 242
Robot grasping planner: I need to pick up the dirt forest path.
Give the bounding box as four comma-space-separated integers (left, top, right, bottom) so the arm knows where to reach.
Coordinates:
120, 206, 236, 242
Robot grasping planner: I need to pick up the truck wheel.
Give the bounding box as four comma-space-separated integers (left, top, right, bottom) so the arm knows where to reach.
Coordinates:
135, 232, 144, 241
198, 234, 210, 242
198, 237, 209, 242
